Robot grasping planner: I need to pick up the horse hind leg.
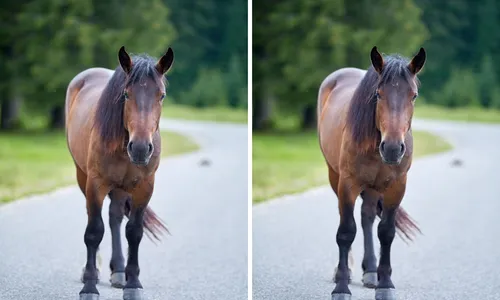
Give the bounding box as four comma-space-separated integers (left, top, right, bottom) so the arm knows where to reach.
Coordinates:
359, 189, 379, 289
329, 167, 354, 284
108, 189, 129, 288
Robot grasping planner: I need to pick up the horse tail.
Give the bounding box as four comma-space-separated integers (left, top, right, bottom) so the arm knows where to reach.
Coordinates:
376, 200, 421, 244
124, 200, 169, 243
142, 207, 170, 242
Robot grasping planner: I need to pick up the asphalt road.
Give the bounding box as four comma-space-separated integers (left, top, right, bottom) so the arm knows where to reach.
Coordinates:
253, 119, 500, 300
0, 119, 248, 300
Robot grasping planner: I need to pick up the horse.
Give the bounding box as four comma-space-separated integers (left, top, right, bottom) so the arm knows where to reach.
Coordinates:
65, 45, 174, 300
317, 46, 426, 300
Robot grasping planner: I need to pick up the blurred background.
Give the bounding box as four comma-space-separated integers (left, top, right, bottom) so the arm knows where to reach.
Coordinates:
252, 0, 497, 203
0, 0, 248, 203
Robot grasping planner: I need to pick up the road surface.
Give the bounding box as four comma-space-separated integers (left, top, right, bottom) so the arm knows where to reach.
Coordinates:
0, 119, 248, 300
253, 119, 500, 300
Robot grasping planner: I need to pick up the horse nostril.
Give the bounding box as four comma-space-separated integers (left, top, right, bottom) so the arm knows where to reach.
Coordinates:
127, 141, 133, 153
148, 143, 153, 154
380, 141, 386, 152
400, 143, 405, 154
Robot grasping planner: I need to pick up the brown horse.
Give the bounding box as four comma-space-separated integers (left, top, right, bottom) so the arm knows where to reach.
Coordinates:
317, 46, 426, 300
65, 46, 174, 300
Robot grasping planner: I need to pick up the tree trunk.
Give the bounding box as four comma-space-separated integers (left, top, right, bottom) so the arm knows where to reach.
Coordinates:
49, 105, 65, 129
0, 97, 21, 130
252, 93, 273, 131
301, 104, 316, 130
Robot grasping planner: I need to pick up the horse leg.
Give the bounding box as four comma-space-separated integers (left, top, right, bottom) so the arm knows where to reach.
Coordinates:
108, 189, 129, 288
375, 176, 406, 300
359, 189, 380, 289
329, 167, 353, 283
122, 175, 155, 300
80, 177, 110, 300
332, 175, 361, 300
76, 165, 102, 285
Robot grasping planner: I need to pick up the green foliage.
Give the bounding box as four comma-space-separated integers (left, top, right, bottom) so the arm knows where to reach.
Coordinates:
437, 68, 480, 108
181, 68, 228, 108
418, 0, 500, 109
166, 0, 248, 107
0, 0, 247, 129
254, 0, 500, 131
13, 0, 175, 109
254, 0, 428, 114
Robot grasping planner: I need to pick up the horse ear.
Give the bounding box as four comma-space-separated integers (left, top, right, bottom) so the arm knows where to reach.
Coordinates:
370, 46, 384, 74
408, 47, 426, 75
118, 46, 132, 74
155, 47, 174, 75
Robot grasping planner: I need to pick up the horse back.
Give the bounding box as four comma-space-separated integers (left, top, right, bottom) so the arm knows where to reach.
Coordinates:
65, 67, 114, 173
317, 67, 366, 172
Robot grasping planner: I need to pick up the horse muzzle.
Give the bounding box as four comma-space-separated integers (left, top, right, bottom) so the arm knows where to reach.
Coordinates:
127, 140, 153, 166
379, 140, 405, 165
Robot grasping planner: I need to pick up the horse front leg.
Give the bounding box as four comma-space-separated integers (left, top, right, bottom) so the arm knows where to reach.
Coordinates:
360, 189, 380, 288
80, 177, 110, 300
108, 189, 129, 288
123, 176, 155, 300
332, 177, 361, 300
375, 176, 406, 300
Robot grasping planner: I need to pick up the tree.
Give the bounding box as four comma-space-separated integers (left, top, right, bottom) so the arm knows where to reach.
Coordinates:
253, 0, 428, 130
13, 0, 175, 128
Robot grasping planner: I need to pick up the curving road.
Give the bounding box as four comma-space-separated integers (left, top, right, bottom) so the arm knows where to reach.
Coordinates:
253, 119, 500, 300
0, 119, 248, 300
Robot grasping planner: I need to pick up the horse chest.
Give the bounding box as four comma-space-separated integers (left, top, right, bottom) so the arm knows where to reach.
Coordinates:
353, 156, 405, 192
102, 159, 156, 189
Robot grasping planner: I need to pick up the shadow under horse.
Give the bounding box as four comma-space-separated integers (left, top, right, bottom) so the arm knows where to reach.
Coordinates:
317, 46, 426, 300
65, 45, 174, 300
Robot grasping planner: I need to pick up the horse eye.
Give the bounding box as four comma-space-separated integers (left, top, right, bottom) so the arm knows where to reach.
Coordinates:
123, 91, 129, 99
375, 92, 380, 99
160, 93, 165, 100
412, 94, 418, 100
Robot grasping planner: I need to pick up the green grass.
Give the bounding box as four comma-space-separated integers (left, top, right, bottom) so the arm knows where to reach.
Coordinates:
415, 103, 500, 123
252, 130, 452, 204
0, 130, 199, 203
162, 103, 247, 124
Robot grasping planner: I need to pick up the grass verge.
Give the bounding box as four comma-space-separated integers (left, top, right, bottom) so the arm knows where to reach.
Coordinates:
415, 103, 500, 123
0, 130, 198, 203
252, 130, 452, 204
162, 103, 247, 124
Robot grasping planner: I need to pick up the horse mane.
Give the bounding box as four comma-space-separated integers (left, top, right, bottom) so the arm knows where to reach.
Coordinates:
346, 54, 420, 153
94, 54, 167, 154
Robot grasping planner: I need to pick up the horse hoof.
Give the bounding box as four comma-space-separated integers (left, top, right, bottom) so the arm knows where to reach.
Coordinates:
362, 272, 377, 288
331, 293, 352, 300
375, 288, 396, 300
123, 288, 144, 300
110, 272, 126, 288
80, 294, 99, 300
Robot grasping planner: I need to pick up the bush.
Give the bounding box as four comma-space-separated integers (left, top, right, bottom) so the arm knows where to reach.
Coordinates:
177, 56, 248, 109
180, 68, 228, 108
434, 68, 480, 108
